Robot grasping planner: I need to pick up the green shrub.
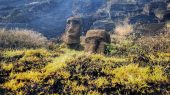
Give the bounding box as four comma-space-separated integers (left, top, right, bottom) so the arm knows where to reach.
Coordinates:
105, 44, 118, 55
0, 48, 169, 95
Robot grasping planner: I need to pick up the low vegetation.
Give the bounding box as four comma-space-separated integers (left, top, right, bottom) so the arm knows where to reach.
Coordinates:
0, 28, 48, 49
0, 28, 170, 94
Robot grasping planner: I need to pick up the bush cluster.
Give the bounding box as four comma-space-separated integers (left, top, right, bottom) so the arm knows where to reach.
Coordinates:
0, 48, 169, 95
0, 29, 48, 49
0, 26, 169, 94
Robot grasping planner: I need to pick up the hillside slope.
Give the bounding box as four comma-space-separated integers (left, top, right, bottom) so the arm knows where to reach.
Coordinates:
0, 0, 169, 37
0, 30, 170, 94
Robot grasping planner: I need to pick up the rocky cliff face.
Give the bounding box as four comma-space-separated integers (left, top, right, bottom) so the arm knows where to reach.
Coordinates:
0, 0, 73, 38
0, 0, 169, 38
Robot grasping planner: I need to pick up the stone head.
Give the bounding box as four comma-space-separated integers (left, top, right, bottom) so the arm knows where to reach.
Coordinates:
85, 29, 110, 54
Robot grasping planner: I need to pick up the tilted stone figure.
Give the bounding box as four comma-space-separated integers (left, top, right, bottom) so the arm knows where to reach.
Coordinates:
85, 29, 111, 54
64, 17, 82, 50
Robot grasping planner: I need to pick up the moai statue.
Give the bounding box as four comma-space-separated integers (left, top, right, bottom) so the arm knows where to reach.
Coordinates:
84, 29, 111, 54
64, 17, 81, 50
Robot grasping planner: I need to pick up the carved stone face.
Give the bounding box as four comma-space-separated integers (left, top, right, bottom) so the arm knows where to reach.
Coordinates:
85, 29, 110, 54
65, 17, 81, 44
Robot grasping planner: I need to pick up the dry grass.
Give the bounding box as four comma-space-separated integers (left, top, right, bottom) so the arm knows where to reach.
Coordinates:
111, 20, 134, 44
0, 24, 170, 94
168, 3, 170, 10
0, 28, 48, 49
114, 20, 133, 36
136, 30, 170, 52
166, 21, 170, 29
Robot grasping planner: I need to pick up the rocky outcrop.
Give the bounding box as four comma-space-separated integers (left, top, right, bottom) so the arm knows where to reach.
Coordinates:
134, 23, 165, 36
0, 0, 169, 38
0, 0, 73, 38
72, 0, 170, 35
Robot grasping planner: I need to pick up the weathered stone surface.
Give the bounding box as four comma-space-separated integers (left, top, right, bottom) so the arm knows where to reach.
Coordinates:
134, 23, 165, 36
90, 20, 115, 32
129, 14, 158, 24
0, 0, 169, 38
110, 3, 144, 23
72, 0, 107, 16
162, 10, 170, 21
85, 29, 110, 54
148, 1, 167, 14
0, 0, 73, 38
64, 17, 81, 49
110, 3, 143, 12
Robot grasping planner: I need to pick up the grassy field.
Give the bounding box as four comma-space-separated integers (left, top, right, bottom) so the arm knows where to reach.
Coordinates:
0, 31, 170, 94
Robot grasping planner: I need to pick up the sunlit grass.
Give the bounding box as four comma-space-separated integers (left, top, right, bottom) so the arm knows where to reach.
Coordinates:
111, 64, 168, 90
3, 79, 25, 91
0, 45, 169, 94
1, 63, 14, 71
148, 53, 170, 63
2, 49, 25, 58
43, 48, 84, 76
90, 54, 129, 63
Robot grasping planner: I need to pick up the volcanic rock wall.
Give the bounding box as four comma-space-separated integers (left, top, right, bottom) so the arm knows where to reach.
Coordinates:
0, 0, 169, 38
